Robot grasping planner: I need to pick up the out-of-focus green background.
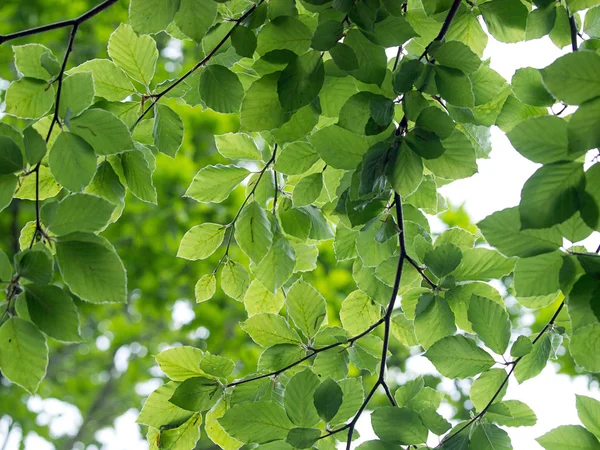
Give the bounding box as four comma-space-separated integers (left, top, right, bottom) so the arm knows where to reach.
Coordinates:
0, 1, 592, 448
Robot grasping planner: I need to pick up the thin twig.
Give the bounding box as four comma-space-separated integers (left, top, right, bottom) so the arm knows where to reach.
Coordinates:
0, 0, 118, 44
133, 0, 265, 129
213, 145, 278, 273
435, 301, 565, 447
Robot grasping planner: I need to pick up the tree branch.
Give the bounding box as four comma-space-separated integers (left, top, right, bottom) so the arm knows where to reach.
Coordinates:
435, 301, 565, 447
420, 0, 462, 59
0, 0, 118, 45
133, 0, 265, 129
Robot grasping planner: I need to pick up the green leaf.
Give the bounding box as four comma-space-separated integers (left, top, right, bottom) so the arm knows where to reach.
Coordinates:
405, 128, 446, 160
0, 249, 11, 282
120, 149, 157, 204
470, 369, 508, 411
231, 26, 257, 57
234, 201, 273, 264
221, 260, 250, 301
241, 73, 285, 132
153, 104, 184, 158
526, 5, 557, 40
309, 125, 370, 170
169, 376, 223, 412
514, 333, 551, 383
480, 0, 528, 43
70, 109, 134, 155
56, 232, 127, 304
278, 50, 325, 114
0, 136, 24, 175
414, 294, 456, 349
155, 346, 205, 381
195, 274, 217, 303
286, 280, 326, 339
49, 132, 97, 192
13, 44, 59, 80
537, 425, 600, 450
371, 406, 429, 445
478, 207, 562, 258
387, 143, 423, 197
340, 290, 382, 335
177, 223, 226, 261
15, 165, 61, 201
23, 126, 47, 166
285, 428, 320, 449
199, 65, 244, 114
468, 423, 512, 450
585, 6, 600, 38
435, 65, 475, 107
185, 164, 249, 203
200, 353, 234, 379
568, 97, 600, 154
425, 335, 495, 379
293, 172, 323, 206
424, 243, 462, 278
129, 0, 179, 34
311, 20, 344, 50
329, 43, 360, 71
507, 116, 576, 164
570, 324, 600, 372
219, 401, 294, 444
275, 141, 320, 175
510, 336, 533, 358
137, 382, 194, 428
253, 235, 296, 292
149, 414, 202, 450
15, 247, 53, 284
244, 279, 285, 316
468, 295, 510, 354
513, 251, 562, 300
577, 395, 600, 439
344, 29, 387, 86
5, 78, 54, 119
240, 313, 302, 347
58, 72, 95, 118
313, 378, 343, 422
511, 67, 554, 107
23, 284, 80, 342
540, 51, 600, 105
215, 133, 261, 160
416, 107, 456, 140
424, 130, 477, 180
68, 59, 135, 101
284, 368, 321, 428
0, 317, 48, 394
486, 400, 537, 427
41, 193, 115, 236
108, 23, 158, 85
174, 0, 217, 41
519, 162, 584, 229
364, 14, 418, 47
434, 41, 481, 73
257, 16, 311, 55
450, 248, 515, 281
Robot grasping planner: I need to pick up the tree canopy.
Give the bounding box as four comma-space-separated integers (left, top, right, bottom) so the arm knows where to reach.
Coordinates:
0, 0, 599, 449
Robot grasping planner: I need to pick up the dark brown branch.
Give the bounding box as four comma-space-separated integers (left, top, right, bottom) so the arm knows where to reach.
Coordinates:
0, 0, 118, 45
419, 0, 462, 60
133, 0, 265, 128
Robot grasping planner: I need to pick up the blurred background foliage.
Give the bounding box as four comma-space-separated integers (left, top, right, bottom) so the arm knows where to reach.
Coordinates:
0, 0, 593, 448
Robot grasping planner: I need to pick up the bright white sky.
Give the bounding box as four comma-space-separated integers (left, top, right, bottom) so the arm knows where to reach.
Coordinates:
1, 20, 600, 450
